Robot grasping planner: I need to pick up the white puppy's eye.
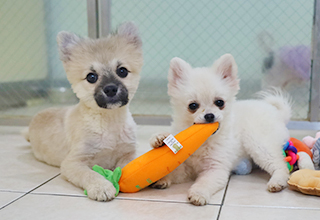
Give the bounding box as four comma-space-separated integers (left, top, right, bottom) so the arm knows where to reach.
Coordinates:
214, 100, 225, 108
188, 102, 199, 112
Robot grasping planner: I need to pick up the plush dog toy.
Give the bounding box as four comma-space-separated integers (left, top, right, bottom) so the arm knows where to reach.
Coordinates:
85, 122, 219, 195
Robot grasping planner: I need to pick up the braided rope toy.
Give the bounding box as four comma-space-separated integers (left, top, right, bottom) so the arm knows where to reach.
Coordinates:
283, 137, 314, 171
283, 140, 299, 172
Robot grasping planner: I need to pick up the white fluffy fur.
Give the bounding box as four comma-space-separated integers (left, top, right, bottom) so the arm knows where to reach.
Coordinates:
150, 54, 291, 206
25, 22, 143, 202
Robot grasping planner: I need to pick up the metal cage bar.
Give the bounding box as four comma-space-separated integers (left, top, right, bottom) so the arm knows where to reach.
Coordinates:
87, 0, 99, 38
98, 0, 111, 37
310, 0, 320, 122
87, 0, 111, 39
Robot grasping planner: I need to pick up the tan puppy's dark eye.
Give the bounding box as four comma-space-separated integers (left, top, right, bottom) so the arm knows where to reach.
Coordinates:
86, 73, 98, 83
188, 102, 199, 112
215, 100, 224, 108
116, 67, 129, 78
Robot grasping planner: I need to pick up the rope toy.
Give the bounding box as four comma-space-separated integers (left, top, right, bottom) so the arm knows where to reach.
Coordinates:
283, 140, 300, 172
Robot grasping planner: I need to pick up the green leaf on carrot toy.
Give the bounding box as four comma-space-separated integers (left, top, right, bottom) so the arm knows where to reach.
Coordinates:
84, 165, 122, 196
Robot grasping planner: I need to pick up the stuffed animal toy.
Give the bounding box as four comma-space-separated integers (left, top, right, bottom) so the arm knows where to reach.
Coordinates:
84, 122, 219, 195
232, 158, 253, 175
302, 132, 320, 169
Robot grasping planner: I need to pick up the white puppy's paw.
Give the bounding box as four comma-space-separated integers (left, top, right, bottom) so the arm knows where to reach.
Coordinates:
188, 189, 209, 206
267, 175, 288, 192
151, 177, 172, 189
267, 181, 287, 192
86, 181, 116, 202
149, 132, 171, 149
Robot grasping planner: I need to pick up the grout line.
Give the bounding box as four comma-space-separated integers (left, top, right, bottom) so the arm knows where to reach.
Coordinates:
0, 173, 60, 210
0, 189, 28, 193
0, 193, 28, 211
116, 197, 222, 206
28, 192, 86, 198
216, 176, 231, 220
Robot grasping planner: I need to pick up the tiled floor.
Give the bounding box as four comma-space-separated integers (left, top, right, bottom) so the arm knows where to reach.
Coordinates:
1, 125, 319, 219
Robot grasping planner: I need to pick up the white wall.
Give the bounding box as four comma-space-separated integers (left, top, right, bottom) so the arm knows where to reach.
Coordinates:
0, 0, 47, 82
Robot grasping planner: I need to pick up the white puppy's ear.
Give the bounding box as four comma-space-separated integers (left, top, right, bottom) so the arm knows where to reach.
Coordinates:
168, 57, 191, 95
213, 53, 240, 89
116, 22, 142, 48
57, 31, 82, 62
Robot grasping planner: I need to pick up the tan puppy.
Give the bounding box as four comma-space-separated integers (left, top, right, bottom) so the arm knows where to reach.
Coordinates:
24, 22, 143, 202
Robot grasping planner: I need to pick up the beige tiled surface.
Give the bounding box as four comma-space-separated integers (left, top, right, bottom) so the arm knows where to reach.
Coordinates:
0, 126, 59, 192
219, 206, 320, 220
1, 125, 320, 219
1, 194, 221, 220
0, 192, 25, 208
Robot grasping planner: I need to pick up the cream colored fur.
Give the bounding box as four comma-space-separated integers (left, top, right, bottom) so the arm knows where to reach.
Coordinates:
150, 54, 291, 206
25, 22, 143, 202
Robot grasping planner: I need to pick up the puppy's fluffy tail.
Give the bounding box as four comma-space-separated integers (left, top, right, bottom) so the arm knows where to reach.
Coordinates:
257, 88, 292, 123
22, 128, 30, 142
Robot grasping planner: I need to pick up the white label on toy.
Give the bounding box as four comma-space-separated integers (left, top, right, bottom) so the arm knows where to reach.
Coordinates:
163, 134, 183, 154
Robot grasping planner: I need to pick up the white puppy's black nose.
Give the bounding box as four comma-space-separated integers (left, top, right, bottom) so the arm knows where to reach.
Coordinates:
204, 113, 215, 123
104, 85, 118, 97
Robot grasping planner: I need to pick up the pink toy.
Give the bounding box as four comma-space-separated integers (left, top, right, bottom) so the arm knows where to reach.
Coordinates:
302, 132, 320, 170
302, 132, 320, 149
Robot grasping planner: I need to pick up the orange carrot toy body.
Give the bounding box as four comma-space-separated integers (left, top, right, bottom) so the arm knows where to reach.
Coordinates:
120, 122, 219, 192
84, 122, 219, 195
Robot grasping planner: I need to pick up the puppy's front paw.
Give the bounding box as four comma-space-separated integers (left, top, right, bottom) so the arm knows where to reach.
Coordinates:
188, 189, 209, 206
149, 132, 170, 149
151, 177, 171, 189
86, 181, 116, 202
267, 181, 287, 192
267, 174, 288, 192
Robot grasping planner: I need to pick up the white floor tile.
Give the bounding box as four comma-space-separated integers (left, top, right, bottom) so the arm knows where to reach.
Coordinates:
219, 205, 320, 220
1, 194, 220, 220
225, 169, 320, 209
0, 126, 60, 191
0, 191, 25, 209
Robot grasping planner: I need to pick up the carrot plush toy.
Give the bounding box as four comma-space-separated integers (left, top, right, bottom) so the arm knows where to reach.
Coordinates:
84, 122, 219, 196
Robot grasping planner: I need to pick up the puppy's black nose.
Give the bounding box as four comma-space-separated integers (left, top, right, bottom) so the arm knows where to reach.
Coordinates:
104, 85, 118, 97
204, 113, 215, 123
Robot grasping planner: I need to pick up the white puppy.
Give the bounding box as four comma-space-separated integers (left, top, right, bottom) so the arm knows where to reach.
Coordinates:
150, 54, 291, 206
24, 22, 143, 202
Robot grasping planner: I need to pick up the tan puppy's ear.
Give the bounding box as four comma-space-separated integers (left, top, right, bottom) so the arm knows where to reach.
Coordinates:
168, 57, 192, 96
212, 53, 240, 90
116, 22, 142, 48
57, 31, 82, 62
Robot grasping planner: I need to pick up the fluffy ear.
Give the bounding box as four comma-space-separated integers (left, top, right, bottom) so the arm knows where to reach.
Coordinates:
213, 53, 239, 89
57, 31, 82, 62
116, 22, 142, 48
168, 57, 192, 95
